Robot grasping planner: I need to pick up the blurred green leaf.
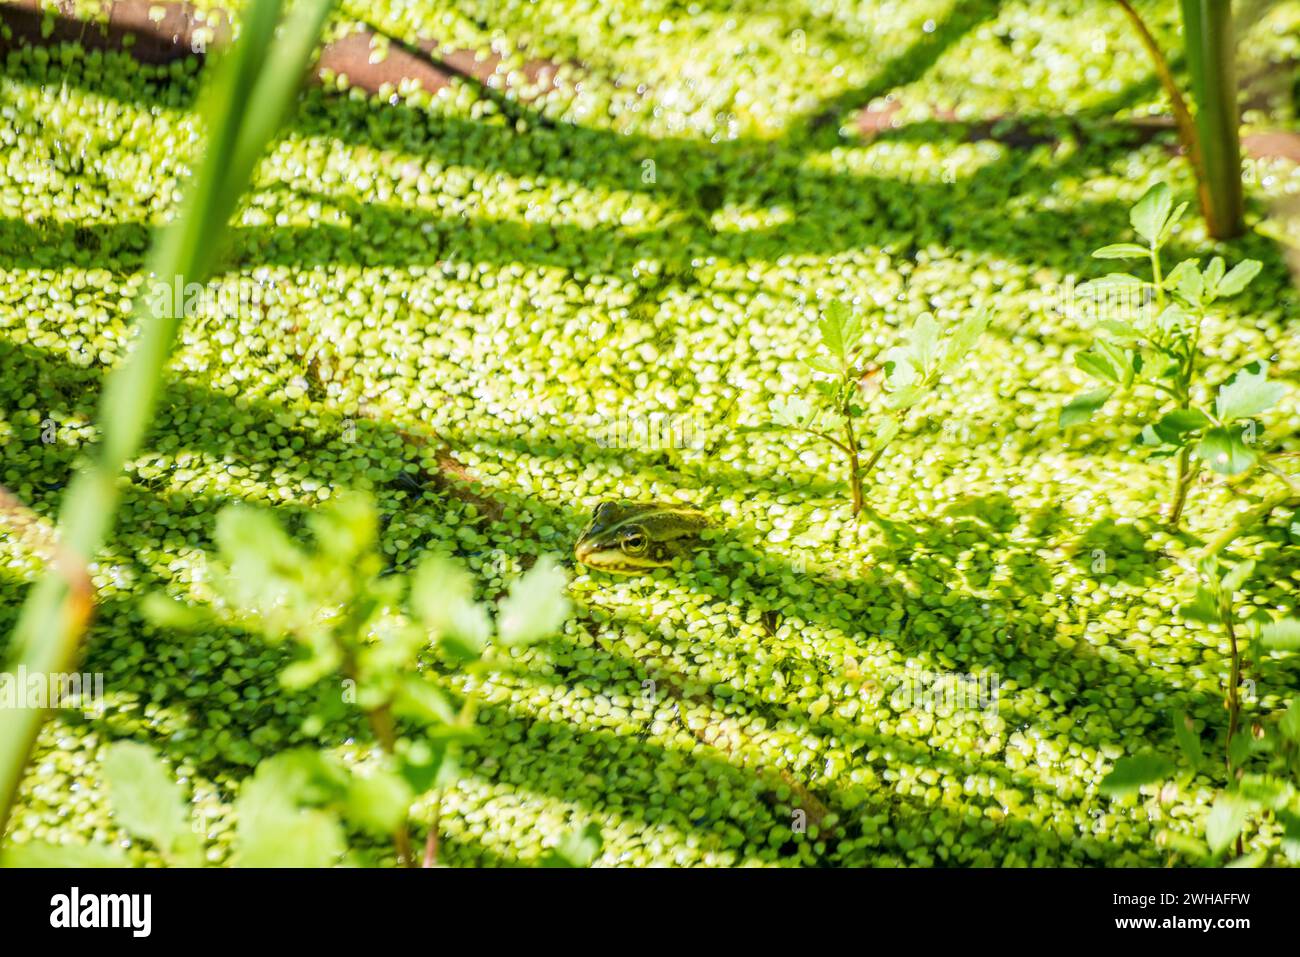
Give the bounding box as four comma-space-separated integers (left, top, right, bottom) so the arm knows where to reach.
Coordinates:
1059, 388, 1112, 428
540, 823, 603, 867
908, 314, 941, 374
1180, 585, 1221, 625
140, 592, 205, 631
1279, 700, 1300, 742
497, 556, 570, 646
411, 555, 490, 656
1, 841, 129, 868
1238, 774, 1294, 812
103, 741, 202, 866
1206, 793, 1250, 855
1092, 243, 1149, 259
1203, 256, 1225, 294
1100, 754, 1173, 798
1219, 559, 1256, 595
1215, 363, 1285, 423
940, 310, 988, 371
235, 751, 347, 868
1216, 259, 1262, 298
343, 768, 414, 838
1260, 618, 1300, 653
1171, 709, 1203, 771
1195, 427, 1257, 475
1167, 259, 1203, 304
818, 299, 851, 362
1152, 408, 1210, 445
392, 677, 458, 726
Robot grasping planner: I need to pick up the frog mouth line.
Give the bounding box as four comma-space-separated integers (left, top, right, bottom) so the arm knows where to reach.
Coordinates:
573, 543, 667, 574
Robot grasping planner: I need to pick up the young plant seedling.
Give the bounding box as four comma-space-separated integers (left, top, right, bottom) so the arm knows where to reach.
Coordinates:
1100, 560, 1300, 865
1060, 182, 1287, 530
749, 298, 986, 518
136, 491, 583, 868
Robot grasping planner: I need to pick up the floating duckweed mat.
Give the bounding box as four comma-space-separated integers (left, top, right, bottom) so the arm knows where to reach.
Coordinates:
2, 0, 1300, 866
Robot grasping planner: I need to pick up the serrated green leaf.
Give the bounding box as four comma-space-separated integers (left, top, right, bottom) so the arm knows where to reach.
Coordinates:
884, 384, 926, 411
940, 310, 988, 371
1169, 258, 1203, 305
770, 394, 816, 429
872, 416, 901, 451
1099, 754, 1173, 798
1216, 259, 1262, 298
1075, 340, 1133, 386
411, 555, 491, 657
1092, 243, 1150, 259
1159, 202, 1189, 244
1131, 183, 1174, 245
1059, 387, 1112, 428
1154, 303, 1188, 338
103, 741, 201, 866
908, 314, 941, 373
1215, 363, 1286, 422
497, 555, 570, 646
1203, 256, 1226, 295
882, 346, 919, 390
818, 299, 851, 361
1195, 427, 1257, 475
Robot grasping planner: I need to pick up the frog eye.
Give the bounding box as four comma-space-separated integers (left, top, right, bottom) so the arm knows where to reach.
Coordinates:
622, 529, 648, 554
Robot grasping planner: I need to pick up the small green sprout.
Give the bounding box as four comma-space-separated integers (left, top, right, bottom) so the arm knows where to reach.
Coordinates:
1101, 557, 1300, 865
1060, 182, 1288, 529
749, 298, 986, 518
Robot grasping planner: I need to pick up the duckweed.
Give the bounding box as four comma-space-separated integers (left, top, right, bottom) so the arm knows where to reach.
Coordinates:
2, 0, 1300, 867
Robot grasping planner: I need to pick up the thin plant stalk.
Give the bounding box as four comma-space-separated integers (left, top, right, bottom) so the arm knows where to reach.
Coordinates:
1114, 0, 1244, 239
0, 0, 334, 837
841, 399, 865, 517
1181, 0, 1245, 238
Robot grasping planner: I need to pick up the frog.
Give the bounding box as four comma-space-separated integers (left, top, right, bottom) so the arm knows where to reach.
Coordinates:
573, 501, 712, 574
